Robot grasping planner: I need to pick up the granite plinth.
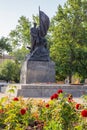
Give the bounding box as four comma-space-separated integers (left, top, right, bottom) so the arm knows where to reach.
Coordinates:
20, 60, 55, 83
5, 83, 87, 98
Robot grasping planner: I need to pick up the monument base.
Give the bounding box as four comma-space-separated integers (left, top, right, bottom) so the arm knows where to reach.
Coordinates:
20, 60, 55, 83
5, 83, 87, 98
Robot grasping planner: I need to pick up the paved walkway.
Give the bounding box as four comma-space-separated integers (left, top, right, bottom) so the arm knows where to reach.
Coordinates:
0, 92, 84, 104
0, 92, 8, 98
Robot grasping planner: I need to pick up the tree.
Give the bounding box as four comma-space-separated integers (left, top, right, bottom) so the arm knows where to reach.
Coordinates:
9, 16, 31, 47
8, 16, 31, 62
0, 37, 12, 54
50, 0, 87, 82
0, 60, 20, 82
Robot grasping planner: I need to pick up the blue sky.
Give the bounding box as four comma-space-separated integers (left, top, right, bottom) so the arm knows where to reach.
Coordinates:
0, 0, 66, 37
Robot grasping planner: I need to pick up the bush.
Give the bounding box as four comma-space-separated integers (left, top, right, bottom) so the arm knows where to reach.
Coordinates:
0, 89, 87, 130
0, 60, 20, 83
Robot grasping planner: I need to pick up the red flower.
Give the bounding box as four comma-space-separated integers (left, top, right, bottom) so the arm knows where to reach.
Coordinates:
46, 104, 49, 108
68, 98, 71, 102
57, 89, 63, 94
50, 95, 54, 100
75, 104, 81, 110
67, 94, 73, 102
68, 97, 74, 103
53, 93, 58, 99
13, 97, 19, 101
50, 93, 58, 100
0, 109, 4, 114
20, 108, 26, 115
81, 109, 87, 117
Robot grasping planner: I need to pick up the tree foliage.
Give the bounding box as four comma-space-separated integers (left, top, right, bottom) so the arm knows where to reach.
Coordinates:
0, 37, 12, 53
9, 16, 31, 47
50, 0, 87, 82
8, 16, 31, 62
0, 60, 20, 82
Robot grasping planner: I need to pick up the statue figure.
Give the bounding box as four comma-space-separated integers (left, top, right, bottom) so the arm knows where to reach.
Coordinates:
28, 8, 50, 61
30, 22, 39, 53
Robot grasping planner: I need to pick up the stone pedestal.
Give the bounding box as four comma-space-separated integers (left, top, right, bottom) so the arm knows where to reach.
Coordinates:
20, 60, 55, 83
5, 83, 87, 98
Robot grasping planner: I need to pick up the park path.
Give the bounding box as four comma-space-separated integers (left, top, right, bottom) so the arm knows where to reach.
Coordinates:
0, 92, 8, 98
0, 92, 84, 104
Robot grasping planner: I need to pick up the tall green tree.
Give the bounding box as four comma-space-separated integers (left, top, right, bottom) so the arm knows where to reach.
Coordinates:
8, 16, 31, 62
50, 0, 87, 82
9, 16, 31, 47
0, 37, 12, 54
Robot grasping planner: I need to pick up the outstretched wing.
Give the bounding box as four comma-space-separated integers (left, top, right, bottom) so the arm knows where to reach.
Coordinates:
39, 11, 50, 37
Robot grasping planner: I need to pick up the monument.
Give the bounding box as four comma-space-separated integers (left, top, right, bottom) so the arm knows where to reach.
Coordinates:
20, 8, 55, 83
5, 9, 87, 98
5, 9, 56, 98
5, 10, 87, 98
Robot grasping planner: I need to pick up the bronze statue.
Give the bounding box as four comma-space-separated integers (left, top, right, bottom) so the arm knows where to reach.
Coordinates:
30, 23, 39, 53
28, 9, 50, 61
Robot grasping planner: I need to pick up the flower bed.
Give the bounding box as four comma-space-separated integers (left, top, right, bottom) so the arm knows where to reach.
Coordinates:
0, 89, 87, 130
